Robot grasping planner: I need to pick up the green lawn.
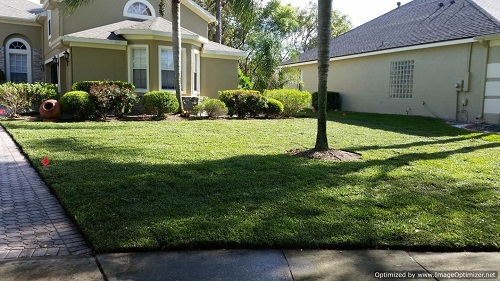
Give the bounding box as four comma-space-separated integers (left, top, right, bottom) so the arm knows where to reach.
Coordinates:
1, 112, 499, 253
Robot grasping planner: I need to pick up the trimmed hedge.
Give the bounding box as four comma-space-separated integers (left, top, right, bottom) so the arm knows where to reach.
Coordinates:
142, 91, 179, 117
218, 90, 266, 118
264, 98, 284, 117
312, 91, 341, 111
263, 89, 311, 117
72, 81, 135, 93
193, 98, 228, 118
89, 83, 138, 119
60, 91, 95, 120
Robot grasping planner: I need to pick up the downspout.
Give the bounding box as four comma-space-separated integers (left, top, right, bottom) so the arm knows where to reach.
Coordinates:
476, 40, 490, 121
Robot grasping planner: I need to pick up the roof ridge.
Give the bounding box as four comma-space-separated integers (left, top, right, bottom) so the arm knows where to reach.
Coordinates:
466, 0, 500, 28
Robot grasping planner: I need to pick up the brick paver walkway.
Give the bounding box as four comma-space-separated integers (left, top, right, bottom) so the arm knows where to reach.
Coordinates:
0, 126, 91, 259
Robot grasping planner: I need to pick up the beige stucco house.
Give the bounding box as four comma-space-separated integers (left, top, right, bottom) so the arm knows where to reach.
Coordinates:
1, 0, 246, 98
284, 0, 500, 124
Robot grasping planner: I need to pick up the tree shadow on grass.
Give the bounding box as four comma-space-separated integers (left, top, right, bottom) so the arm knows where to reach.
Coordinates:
25, 138, 499, 254
302, 111, 475, 137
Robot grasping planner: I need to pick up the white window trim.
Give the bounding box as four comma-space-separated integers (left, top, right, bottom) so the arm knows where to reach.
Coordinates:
123, 0, 156, 20
128, 44, 149, 93
192, 49, 200, 96
47, 10, 52, 39
5, 38, 32, 83
158, 46, 186, 93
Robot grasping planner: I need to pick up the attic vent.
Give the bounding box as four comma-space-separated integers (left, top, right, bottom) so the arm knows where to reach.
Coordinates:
397, 2, 401, 8
449, 0, 455, 4
438, 2, 445, 7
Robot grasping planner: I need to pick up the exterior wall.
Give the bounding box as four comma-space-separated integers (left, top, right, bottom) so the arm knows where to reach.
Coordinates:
290, 42, 493, 123
201, 57, 239, 98
0, 21, 43, 82
483, 40, 500, 124
71, 47, 127, 92
60, 0, 209, 37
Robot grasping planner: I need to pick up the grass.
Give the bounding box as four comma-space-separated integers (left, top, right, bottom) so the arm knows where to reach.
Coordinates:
1, 112, 499, 253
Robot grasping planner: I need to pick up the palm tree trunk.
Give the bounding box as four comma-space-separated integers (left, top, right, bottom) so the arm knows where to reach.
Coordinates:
216, 0, 222, 43
172, 0, 184, 113
315, 0, 332, 151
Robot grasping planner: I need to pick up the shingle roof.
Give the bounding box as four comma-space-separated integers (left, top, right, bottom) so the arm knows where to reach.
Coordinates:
0, 0, 43, 21
121, 17, 198, 36
65, 17, 245, 56
283, 0, 500, 65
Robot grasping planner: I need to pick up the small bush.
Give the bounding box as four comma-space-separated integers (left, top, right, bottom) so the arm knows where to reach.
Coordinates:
264, 98, 284, 118
193, 98, 228, 118
0, 83, 59, 116
26, 83, 59, 109
0, 83, 29, 117
218, 90, 266, 118
263, 89, 311, 117
60, 91, 95, 120
311, 91, 341, 111
142, 91, 179, 117
72, 81, 135, 93
89, 83, 138, 119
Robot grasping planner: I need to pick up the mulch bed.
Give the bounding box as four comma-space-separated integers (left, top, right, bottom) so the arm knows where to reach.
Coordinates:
288, 148, 362, 162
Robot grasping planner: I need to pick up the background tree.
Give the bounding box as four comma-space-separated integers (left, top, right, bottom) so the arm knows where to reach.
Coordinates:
315, 0, 333, 151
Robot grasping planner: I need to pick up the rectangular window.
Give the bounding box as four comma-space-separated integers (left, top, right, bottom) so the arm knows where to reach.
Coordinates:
160, 49, 175, 90
47, 10, 52, 39
389, 60, 414, 99
131, 47, 147, 90
159, 47, 186, 92
9, 53, 28, 82
193, 50, 200, 94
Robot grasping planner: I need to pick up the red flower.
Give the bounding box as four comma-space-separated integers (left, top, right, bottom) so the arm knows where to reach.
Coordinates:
342, 112, 346, 117
41, 157, 50, 167
312, 108, 316, 113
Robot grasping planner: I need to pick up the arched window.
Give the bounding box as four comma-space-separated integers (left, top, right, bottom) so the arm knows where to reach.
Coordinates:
5, 38, 31, 83
123, 0, 156, 20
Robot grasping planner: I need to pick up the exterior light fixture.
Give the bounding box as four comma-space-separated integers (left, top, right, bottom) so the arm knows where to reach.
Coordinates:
52, 55, 58, 66
63, 50, 70, 65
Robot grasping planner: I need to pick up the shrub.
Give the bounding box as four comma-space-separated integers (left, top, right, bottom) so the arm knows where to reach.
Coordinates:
218, 90, 266, 118
142, 91, 179, 117
264, 98, 284, 118
0, 83, 59, 116
311, 91, 341, 111
89, 83, 138, 119
193, 98, 228, 118
238, 68, 253, 90
0, 83, 29, 117
263, 89, 311, 117
72, 81, 135, 93
60, 91, 95, 120
26, 83, 59, 109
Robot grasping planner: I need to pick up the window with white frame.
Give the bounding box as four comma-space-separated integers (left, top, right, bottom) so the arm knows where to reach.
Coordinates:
389, 60, 414, 99
130, 46, 148, 90
6, 39, 31, 83
47, 10, 52, 39
192, 50, 200, 94
123, 0, 156, 20
159, 47, 186, 92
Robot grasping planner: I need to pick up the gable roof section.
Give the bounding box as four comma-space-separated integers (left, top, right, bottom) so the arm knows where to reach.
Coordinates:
284, 0, 500, 66
0, 0, 43, 22
184, 0, 216, 23
63, 17, 245, 58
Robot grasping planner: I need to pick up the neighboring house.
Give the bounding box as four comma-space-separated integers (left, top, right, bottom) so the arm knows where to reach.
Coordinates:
1, 0, 246, 99
283, 0, 500, 124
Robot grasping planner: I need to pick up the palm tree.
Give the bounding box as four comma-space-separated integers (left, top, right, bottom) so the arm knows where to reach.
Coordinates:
171, 0, 183, 113
315, 0, 332, 151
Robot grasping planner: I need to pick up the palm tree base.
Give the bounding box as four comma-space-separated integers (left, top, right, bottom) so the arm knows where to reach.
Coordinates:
287, 148, 361, 162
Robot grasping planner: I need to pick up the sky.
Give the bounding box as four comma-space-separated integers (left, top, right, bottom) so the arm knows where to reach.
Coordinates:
272, 0, 412, 27
27, 0, 413, 28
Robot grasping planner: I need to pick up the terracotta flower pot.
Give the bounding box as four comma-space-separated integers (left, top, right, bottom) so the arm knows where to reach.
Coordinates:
39, 99, 62, 122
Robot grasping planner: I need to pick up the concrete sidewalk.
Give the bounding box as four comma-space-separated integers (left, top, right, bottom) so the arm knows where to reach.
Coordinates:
0, 249, 498, 280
